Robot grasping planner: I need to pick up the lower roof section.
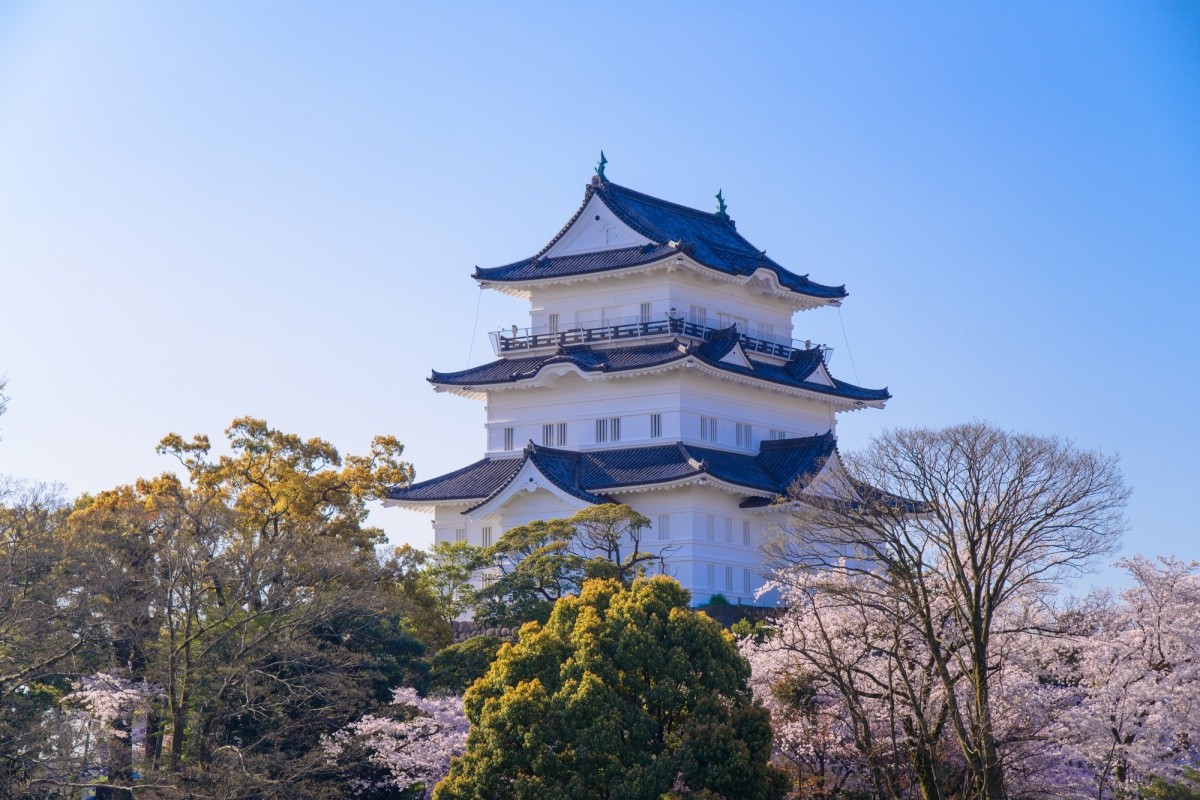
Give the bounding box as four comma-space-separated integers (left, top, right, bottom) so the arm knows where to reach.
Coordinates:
386, 433, 839, 513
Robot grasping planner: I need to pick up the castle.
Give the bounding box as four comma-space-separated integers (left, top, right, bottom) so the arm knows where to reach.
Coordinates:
386, 162, 888, 606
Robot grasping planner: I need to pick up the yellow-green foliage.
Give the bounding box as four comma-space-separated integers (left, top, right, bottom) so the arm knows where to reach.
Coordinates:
434, 576, 789, 800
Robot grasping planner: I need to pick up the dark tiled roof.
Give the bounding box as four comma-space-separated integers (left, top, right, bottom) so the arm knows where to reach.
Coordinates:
430, 330, 890, 403
387, 433, 839, 506
390, 457, 522, 502
474, 180, 847, 301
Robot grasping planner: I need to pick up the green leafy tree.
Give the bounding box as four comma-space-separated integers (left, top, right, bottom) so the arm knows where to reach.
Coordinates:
57, 417, 440, 798
433, 576, 789, 800
421, 540, 490, 623
474, 518, 583, 627
474, 505, 668, 628
1145, 767, 1200, 800
570, 504, 656, 582
427, 636, 504, 695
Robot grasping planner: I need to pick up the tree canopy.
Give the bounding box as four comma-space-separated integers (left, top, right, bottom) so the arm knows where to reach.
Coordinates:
434, 576, 789, 800
761, 422, 1130, 800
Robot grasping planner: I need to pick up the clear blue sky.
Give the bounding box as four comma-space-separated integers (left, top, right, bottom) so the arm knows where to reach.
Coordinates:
1, 3, 1197, 590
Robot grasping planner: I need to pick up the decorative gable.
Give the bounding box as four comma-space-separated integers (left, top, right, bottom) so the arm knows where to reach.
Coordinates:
544, 194, 653, 258
465, 457, 595, 517
717, 341, 753, 368
805, 362, 836, 387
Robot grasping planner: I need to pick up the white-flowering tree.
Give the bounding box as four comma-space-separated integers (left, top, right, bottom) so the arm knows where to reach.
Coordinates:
1053, 556, 1200, 798
762, 423, 1128, 800
325, 688, 468, 799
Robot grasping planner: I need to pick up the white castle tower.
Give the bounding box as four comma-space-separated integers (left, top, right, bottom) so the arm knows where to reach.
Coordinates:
386, 162, 888, 606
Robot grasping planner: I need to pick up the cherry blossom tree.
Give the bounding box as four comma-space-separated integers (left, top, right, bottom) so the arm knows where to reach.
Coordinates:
763, 423, 1128, 800
325, 687, 469, 799
1054, 557, 1200, 798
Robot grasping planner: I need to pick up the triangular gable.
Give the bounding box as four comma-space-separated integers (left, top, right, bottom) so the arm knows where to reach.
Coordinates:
465, 456, 598, 517
806, 362, 835, 387
544, 194, 653, 258
717, 340, 753, 368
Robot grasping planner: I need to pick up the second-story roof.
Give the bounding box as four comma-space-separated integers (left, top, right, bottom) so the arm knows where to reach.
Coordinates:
474, 178, 847, 302
430, 326, 890, 406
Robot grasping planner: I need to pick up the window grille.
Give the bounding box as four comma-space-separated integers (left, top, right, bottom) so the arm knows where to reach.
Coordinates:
742, 520, 751, 546
481, 526, 493, 547
542, 424, 554, 446
650, 413, 662, 439
706, 563, 715, 589
725, 566, 733, 590
548, 313, 559, 335
736, 423, 752, 448
556, 422, 567, 446
706, 514, 715, 541
724, 517, 733, 543
657, 514, 670, 541
640, 302, 652, 324
454, 528, 466, 542
611, 417, 621, 442
503, 427, 514, 450
595, 418, 608, 443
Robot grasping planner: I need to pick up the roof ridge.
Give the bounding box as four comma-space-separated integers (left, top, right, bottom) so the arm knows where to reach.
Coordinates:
601, 180, 732, 225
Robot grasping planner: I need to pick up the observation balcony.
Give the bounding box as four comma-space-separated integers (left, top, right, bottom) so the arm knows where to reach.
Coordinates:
489, 313, 833, 363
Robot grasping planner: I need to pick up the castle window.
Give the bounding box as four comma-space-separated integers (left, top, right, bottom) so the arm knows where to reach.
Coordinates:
650, 413, 662, 439
454, 528, 466, 542
736, 423, 752, 448
556, 422, 567, 446
700, 416, 718, 442
743, 568, 752, 594
640, 302, 652, 324
481, 526, 493, 547
657, 514, 671, 541
595, 418, 609, 443
706, 514, 715, 541
542, 424, 554, 446
724, 517, 733, 543
611, 417, 621, 442
548, 313, 559, 335
725, 566, 734, 590
706, 563, 715, 589
689, 305, 707, 327
503, 427, 514, 450
742, 520, 752, 546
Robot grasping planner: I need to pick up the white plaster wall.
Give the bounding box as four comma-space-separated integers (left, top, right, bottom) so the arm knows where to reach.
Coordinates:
482, 369, 837, 454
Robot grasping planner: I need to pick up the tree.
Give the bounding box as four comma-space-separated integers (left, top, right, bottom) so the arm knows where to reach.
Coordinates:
325, 688, 469, 800
0, 480, 97, 796
56, 417, 438, 798
473, 505, 668, 628
569, 504, 656, 582
427, 637, 504, 696
763, 423, 1129, 800
433, 576, 789, 800
1053, 556, 1200, 798
420, 541, 489, 624
473, 518, 583, 627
